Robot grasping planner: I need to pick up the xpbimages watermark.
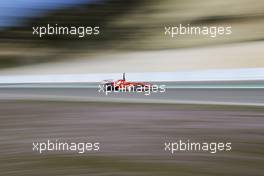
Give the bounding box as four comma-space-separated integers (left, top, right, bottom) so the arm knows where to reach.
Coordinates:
164, 139, 232, 154
98, 83, 166, 96
164, 24, 232, 38
32, 24, 100, 38
32, 139, 100, 154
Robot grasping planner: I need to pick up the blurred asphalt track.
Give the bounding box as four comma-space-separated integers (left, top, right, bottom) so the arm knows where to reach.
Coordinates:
1, 80, 264, 176
1, 100, 264, 175
0, 86, 264, 106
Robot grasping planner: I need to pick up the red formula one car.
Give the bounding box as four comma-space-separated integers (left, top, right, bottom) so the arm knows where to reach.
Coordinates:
102, 73, 151, 91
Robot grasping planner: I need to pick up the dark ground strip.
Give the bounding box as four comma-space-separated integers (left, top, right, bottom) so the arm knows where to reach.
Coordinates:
0, 101, 263, 175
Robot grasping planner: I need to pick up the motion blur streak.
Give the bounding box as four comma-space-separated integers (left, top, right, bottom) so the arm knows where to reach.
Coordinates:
0, 88, 264, 106
0, 0, 263, 69
0, 0, 264, 176
1, 101, 263, 175
1, 68, 264, 83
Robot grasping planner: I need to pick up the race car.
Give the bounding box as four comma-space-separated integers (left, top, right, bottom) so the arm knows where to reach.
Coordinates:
102, 73, 151, 91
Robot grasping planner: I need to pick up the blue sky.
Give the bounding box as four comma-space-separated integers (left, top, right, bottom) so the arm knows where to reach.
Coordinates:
0, 0, 97, 28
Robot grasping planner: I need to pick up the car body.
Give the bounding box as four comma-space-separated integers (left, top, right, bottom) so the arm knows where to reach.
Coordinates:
102, 73, 151, 91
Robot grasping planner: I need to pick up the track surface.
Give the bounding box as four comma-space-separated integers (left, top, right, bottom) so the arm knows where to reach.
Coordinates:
1, 87, 264, 175
0, 88, 264, 106
0, 101, 264, 175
